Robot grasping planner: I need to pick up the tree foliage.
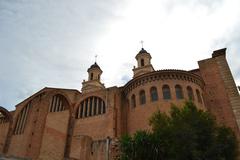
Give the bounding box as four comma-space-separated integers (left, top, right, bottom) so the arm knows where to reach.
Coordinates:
119, 101, 238, 160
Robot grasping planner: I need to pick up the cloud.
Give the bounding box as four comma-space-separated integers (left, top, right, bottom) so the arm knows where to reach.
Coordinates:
0, 0, 239, 111
0, 0, 128, 110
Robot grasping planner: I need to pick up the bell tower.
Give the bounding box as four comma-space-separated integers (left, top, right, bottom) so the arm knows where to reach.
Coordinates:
81, 62, 105, 93
133, 48, 154, 77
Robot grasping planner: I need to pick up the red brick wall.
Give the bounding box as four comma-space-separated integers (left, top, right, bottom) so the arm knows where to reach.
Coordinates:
198, 50, 240, 137
125, 78, 205, 134
0, 123, 9, 154
38, 110, 70, 160
7, 105, 35, 158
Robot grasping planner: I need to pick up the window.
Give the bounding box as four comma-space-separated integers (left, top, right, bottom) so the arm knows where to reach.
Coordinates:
131, 94, 136, 108
90, 73, 93, 80
80, 102, 84, 118
139, 90, 146, 105
89, 97, 93, 116
98, 99, 102, 114
187, 86, 194, 100
76, 96, 106, 119
13, 102, 31, 135
162, 85, 171, 100
49, 95, 68, 112
175, 85, 184, 99
196, 89, 202, 103
102, 102, 106, 113
150, 87, 158, 102
141, 59, 144, 66
85, 99, 88, 117
93, 97, 97, 115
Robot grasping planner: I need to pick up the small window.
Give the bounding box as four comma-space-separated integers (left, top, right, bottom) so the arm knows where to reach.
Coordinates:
150, 87, 158, 102
131, 94, 136, 108
196, 89, 202, 103
90, 73, 93, 80
85, 99, 88, 117
139, 90, 146, 105
89, 97, 93, 116
93, 97, 97, 115
80, 102, 84, 118
141, 59, 144, 67
175, 85, 184, 99
187, 86, 194, 101
102, 102, 106, 113
98, 100, 102, 114
162, 85, 171, 100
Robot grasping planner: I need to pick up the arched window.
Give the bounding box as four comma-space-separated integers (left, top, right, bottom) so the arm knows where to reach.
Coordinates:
162, 85, 171, 100
131, 94, 136, 108
13, 102, 31, 135
196, 89, 202, 103
49, 95, 68, 112
139, 90, 146, 105
187, 86, 194, 100
141, 59, 144, 66
76, 96, 106, 119
150, 87, 158, 102
175, 85, 184, 99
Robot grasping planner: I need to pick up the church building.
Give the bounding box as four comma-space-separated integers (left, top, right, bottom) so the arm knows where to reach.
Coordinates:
0, 47, 240, 160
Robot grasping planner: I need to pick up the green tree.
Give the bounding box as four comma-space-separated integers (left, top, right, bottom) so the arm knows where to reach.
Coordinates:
119, 101, 238, 160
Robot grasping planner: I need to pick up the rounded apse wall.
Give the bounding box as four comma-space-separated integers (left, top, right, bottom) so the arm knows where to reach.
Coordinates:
123, 70, 205, 134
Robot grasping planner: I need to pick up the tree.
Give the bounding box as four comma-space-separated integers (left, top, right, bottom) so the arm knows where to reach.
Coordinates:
119, 101, 238, 160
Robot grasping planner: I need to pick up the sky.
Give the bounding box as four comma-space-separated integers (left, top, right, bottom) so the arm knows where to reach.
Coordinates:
0, 0, 239, 111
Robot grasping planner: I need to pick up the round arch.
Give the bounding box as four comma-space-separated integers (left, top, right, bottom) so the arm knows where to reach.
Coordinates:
73, 95, 106, 114
47, 90, 73, 113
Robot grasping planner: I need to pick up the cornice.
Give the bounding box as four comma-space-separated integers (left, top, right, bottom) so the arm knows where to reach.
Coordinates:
123, 69, 204, 96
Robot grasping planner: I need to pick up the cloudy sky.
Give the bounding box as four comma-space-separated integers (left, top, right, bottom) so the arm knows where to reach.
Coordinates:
0, 0, 239, 111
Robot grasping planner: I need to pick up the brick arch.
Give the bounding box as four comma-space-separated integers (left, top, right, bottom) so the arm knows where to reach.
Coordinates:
74, 95, 105, 113
0, 106, 12, 122
39, 91, 74, 159
75, 96, 106, 119
47, 91, 73, 113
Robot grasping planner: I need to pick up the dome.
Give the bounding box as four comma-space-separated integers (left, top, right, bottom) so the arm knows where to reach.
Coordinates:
138, 48, 148, 54
87, 62, 101, 72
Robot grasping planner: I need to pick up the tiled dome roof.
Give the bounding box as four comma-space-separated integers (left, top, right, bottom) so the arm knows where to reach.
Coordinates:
138, 48, 148, 54
87, 62, 101, 72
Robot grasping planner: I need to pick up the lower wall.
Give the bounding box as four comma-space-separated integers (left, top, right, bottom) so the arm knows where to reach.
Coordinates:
38, 110, 69, 160
70, 136, 109, 160
0, 123, 9, 154
7, 134, 29, 158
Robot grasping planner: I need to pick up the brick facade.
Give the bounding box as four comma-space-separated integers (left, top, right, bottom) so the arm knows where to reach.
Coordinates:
0, 48, 239, 160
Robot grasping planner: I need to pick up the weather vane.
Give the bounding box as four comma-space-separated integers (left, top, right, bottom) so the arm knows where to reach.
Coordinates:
140, 40, 144, 48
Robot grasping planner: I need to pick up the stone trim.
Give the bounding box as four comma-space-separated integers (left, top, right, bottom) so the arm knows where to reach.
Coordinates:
123, 70, 204, 96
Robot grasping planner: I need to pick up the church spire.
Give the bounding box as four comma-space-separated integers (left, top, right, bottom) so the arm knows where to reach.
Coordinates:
132, 45, 154, 77
81, 61, 105, 93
